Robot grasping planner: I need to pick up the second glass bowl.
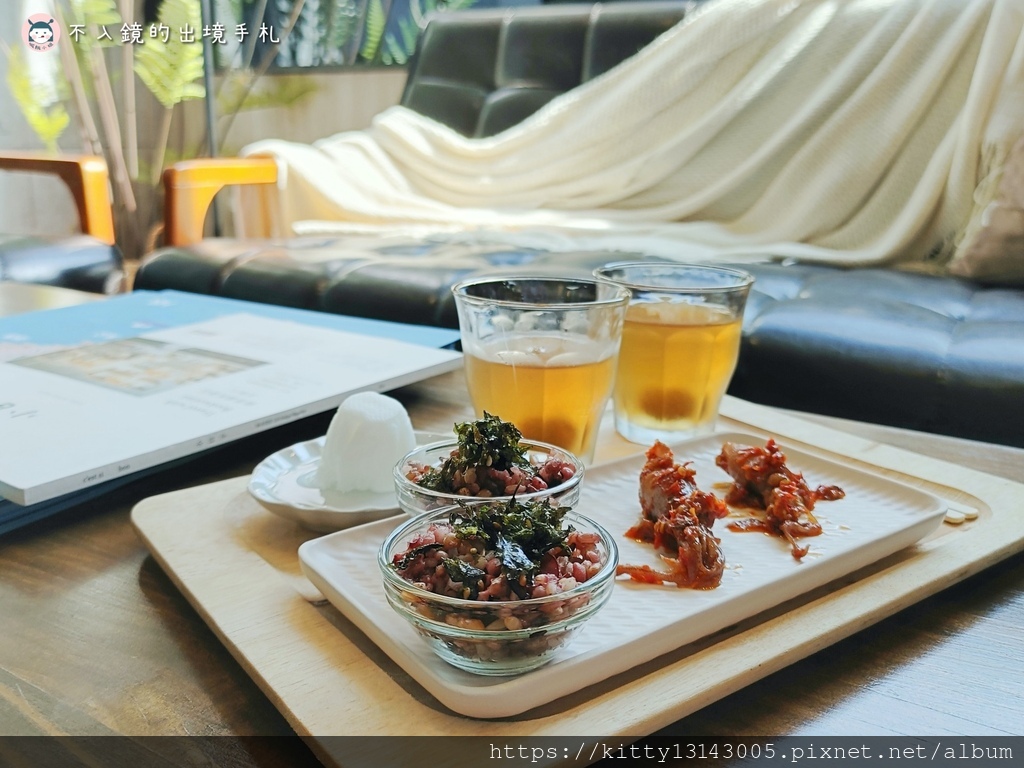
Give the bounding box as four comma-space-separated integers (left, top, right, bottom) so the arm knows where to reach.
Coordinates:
393, 438, 584, 516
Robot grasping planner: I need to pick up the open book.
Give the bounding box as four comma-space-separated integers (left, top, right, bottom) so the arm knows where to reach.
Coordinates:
0, 291, 461, 524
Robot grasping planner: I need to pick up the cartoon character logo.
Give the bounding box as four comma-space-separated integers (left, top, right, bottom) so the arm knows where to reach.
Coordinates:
22, 14, 61, 52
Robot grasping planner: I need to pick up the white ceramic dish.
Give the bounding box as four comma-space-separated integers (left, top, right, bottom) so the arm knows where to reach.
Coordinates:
249, 431, 450, 532
299, 431, 947, 718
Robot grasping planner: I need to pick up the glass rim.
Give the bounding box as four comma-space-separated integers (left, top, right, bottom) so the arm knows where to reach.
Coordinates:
392, 437, 585, 502
378, 508, 619, 611
593, 261, 755, 294
451, 275, 631, 310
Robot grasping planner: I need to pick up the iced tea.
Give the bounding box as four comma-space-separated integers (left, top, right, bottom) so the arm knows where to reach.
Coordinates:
594, 262, 752, 444
614, 301, 742, 440
463, 335, 616, 459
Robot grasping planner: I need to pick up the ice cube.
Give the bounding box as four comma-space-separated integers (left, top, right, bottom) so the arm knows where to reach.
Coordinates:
317, 392, 416, 494
514, 314, 538, 332
561, 314, 591, 335
495, 349, 544, 367
546, 351, 594, 368
491, 315, 515, 332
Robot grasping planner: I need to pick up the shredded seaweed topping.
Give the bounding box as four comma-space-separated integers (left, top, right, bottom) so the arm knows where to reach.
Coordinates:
417, 412, 532, 491
448, 498, 573, 591
442, 559, 486, 599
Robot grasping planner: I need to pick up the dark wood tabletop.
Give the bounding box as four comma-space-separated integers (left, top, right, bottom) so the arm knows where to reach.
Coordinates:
1, 285, 1022, 764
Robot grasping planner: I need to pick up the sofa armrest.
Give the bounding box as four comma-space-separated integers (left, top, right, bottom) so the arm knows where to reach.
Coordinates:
0, 152, 116, 245
163, 158, 278, 246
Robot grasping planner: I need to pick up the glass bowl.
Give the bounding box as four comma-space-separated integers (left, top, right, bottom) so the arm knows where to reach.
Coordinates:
378, 505, 618, 676
393, 439, 584, 516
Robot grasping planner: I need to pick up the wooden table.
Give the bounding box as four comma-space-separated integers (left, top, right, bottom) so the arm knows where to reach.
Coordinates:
1, 295, 1022, 761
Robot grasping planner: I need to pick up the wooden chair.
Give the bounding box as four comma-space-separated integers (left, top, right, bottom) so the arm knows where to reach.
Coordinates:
0, 152, 124, 293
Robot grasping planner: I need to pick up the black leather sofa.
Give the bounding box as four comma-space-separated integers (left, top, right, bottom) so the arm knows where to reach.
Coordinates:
136, 1, 1024, 449
0, 234, 124, 294
0, 153, 124, 295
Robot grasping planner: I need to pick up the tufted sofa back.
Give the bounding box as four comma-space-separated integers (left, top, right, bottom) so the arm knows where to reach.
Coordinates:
400, 1, 691, 137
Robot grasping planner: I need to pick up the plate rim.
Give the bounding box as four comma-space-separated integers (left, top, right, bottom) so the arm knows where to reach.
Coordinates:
248, 430, 452, 528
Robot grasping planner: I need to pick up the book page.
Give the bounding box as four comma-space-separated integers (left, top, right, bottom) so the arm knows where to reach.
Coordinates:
1, 313, 461, 505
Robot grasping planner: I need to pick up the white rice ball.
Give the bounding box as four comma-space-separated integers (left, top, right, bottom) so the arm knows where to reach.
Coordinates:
317, 392, 415, 494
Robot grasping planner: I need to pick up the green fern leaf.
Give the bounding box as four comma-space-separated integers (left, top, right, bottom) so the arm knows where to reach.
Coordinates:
329, 0, 361, 60
133, 0, 206, 108
217, 74, 317, 114
359, 0, 386, 62
66, 0, 123, 26
383, 32, 406, 65
398, 15, 418, 55
5, 47, 70, 153
395, 0, 481, 65
62, 0, 123, 51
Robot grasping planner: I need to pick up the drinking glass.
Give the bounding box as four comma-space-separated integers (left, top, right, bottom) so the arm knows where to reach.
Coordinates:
451, 276, 631, 463
594, 263, 754, 445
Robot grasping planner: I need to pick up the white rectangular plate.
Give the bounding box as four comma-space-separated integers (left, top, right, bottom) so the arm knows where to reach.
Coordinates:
299, 431, 946, 719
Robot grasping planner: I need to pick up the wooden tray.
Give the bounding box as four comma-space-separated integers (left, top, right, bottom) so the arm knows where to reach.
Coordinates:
130, 398, 1024, 763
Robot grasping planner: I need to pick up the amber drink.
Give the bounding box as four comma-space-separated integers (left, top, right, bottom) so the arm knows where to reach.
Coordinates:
463, 336, 617, 458
452, 278, 630, 462
595, 264, 753, 445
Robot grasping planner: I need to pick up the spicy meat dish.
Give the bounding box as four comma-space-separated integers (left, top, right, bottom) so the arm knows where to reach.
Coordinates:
617, 441, 729, 589
716, 439, 845, 559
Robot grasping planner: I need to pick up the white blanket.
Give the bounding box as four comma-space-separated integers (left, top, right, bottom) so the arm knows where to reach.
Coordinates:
238, 0, 1024, 270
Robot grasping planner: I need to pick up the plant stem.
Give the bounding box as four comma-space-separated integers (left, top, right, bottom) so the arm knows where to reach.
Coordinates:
215, 0, 308, 150
87, 33, 136, 211
54, 7, 103, 156
151, 107, 174, 186
120, 0, 138, 180
243, 0, 271, 70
